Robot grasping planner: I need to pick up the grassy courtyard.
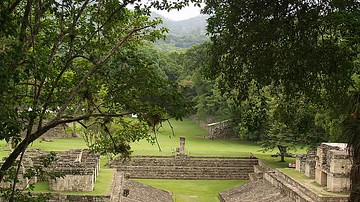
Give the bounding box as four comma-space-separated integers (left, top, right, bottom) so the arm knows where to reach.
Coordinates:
0, 118, 306, 201
135, 179, 248, 202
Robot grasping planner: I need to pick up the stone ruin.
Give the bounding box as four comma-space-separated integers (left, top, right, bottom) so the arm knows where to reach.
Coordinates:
47, 149, 100, 192
296, 150, 316, 178
296, 143, 351, 192
207, 120, 235, 139
0, 149, 100, 192
174, 136, 186, 156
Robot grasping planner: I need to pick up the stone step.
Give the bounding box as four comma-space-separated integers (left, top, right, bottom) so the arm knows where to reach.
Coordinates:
111, 157, 258, 168
117, 166, 253, 180
248, 173, 263, 182
265, 171, 314, 202
118, 165, 254, 170
254, 164, 265, 175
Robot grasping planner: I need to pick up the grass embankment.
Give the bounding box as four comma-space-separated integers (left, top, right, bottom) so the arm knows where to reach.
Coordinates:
0, 118, 306, 200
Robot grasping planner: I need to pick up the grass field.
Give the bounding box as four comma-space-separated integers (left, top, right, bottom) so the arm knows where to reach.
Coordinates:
135, 179, 248, 202
131, 118, 307, 158
1, 118, 306, 200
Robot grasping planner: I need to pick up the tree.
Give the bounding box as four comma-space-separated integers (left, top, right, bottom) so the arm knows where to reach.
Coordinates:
176, 42, 233, 122
261, 94, 327, 162
204, 0, 359, 198
343, 90, 360, 202
232, 81, 269, 141
204, 0, 358, 103
0, 0, 200, 200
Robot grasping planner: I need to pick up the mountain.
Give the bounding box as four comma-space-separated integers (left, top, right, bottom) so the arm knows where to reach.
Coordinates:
151, 13, 209, 51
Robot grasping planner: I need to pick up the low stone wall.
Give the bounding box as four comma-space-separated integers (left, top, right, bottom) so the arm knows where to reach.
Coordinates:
111, 156, 258, 180
48, 150, 100, 192
207, 120, 235, 139
49, 173, 94, 192
47, 193, 110, 202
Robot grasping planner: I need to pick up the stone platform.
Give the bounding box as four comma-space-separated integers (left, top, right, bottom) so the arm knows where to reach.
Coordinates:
110, 156, 258, 180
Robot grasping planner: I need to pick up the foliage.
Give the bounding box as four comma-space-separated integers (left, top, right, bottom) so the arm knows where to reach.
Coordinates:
204, 0, 359, 105
82, 118, 151, 160
176, 42, 232, 122
258, 94, 327, 161
0, 0, 202, 200
204, 0, 359, 197
342, 91, 360, 202
232, 81, 269, 141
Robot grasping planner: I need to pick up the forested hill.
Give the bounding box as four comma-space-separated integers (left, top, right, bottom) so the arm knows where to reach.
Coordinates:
152, 12, 209, 51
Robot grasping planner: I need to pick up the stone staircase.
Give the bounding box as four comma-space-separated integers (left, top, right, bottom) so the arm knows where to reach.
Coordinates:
248, 159, 274, 181
250, 161, 349, 202
248, 164, 266, 181
265, 170, 314, 202
110, 156, 258, 180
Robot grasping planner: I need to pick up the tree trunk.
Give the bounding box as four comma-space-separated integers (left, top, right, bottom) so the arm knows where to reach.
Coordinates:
277, 145, 287, 162
0, 120, 62, 182
342, 91, 360, 202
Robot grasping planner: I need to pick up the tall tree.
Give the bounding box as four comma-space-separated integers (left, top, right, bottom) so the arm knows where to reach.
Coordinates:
0, 0, 200, 199
204, 0, 359, 198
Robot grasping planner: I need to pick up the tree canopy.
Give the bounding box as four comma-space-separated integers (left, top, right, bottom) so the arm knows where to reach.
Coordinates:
0, 0, 202, 200
204, 0, 359, 105
203, 0, 359, 199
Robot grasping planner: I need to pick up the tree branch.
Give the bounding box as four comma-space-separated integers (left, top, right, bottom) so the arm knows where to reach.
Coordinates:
54, 24, 154, 120
0, 112, 132, 182
8, 0, 23, 13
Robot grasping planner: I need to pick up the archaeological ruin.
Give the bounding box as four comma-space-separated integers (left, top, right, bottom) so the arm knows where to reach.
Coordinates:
207, 120, 236, 139
296, 143, 351, 193
0, 149, 100, 192
0, 139, 353, 201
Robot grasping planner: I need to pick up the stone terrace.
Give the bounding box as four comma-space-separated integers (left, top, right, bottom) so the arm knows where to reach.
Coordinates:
48, 149, 100, 192
110, 156, 258, 180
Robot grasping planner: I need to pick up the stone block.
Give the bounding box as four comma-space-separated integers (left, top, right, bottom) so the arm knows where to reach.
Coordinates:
304, 159, 316, 178
315, 168, 327, 186
327, 173, 350, 192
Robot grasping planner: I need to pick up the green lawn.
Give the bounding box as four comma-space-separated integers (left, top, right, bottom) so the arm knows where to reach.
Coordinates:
131, 118, 306, 160
0, 118, 306, 161
135, 179, 248, 202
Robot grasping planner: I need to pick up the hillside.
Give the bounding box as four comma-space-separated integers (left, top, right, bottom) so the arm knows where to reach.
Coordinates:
152, 12, 209, 51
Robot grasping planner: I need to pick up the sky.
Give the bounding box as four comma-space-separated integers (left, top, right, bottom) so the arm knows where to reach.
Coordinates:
153, 4, 203, 21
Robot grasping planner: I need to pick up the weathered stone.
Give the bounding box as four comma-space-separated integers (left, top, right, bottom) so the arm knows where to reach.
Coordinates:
207, 120, 236, 139
110, 156, 258, 180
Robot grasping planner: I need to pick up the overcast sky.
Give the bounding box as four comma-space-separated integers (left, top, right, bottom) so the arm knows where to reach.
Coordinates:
153, 4, 202, 21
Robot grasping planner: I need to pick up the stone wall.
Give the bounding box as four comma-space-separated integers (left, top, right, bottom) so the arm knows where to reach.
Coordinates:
315, 143, 350, 192
296, 154, 307, 173
47, 193, 110, 202
304, 155, 316, 178
207, 120, 236, 139
49, 172, 94, 192
48, 150, 100, 192
110, 156, 258, 180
